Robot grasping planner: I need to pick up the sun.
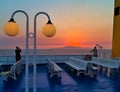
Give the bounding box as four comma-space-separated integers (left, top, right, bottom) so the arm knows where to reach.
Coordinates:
69, 42, 80, 47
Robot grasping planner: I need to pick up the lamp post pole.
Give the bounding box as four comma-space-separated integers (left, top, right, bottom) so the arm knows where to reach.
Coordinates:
5, 10, 55, 92
10, 10, 29, 92
96, 44, 103, 58
33, 12, 51, 92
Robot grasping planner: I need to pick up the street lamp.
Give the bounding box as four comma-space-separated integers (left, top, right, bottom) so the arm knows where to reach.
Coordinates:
42, 22, 56, 37
4, 10, 56, 92
33, 12, 56, 92
4, 10, 29, 92
4, 18, 19, 36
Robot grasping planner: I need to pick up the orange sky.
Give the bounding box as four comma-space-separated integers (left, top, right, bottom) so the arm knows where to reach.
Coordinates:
0, 0, 114, 49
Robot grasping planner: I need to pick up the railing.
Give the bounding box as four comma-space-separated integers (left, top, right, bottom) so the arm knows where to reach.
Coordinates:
0, 50, 112, 65
0, 54, 85, 65
0, 56, 15, 65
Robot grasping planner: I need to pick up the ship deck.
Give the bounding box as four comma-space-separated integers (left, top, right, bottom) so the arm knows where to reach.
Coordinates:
0, 64, 120, 92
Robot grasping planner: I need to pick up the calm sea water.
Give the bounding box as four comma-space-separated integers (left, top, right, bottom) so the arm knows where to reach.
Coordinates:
0, 48, 112, 65
0, 49, 111, 58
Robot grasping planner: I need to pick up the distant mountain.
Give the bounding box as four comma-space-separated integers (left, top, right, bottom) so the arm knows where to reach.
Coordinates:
49, 46, 91, 50
63, 46, 82, 49
35, 46, 91, 55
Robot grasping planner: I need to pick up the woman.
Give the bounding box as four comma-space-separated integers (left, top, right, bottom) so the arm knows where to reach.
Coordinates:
15, 46, 22, 62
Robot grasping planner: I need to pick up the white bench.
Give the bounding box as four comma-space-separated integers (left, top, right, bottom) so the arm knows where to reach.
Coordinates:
0, 59, 23, 81
91, 57, 120, 69
65, 57, 89, 76
91, 57, 120, 76
47, 58, 63, 78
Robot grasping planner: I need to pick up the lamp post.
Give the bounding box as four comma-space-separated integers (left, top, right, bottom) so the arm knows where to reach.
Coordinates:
4, 10, 56, 92
4, 10, 29, 92
96, 44, 103, 58
33, 12, 56, 92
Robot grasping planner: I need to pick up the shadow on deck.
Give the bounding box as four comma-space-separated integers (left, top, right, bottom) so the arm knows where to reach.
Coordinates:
0, 64, 120, 92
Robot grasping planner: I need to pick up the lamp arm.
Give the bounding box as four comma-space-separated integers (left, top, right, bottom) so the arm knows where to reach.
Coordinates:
34, 12, 51, 22
34, 12, 51, 55
11, 10, 29, 53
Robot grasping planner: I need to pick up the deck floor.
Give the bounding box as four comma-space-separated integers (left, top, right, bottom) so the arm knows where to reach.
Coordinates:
0, 64, 120, 92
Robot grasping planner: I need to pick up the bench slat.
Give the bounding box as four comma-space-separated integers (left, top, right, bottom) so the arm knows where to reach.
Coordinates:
91, 57, 120, 68
65, 57, 89, 76
47, 58, 63, 77
0, 59, 23, 81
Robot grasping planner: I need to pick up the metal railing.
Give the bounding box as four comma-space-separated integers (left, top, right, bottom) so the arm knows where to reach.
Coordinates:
0, 54, 85, 65
0, 50, 112, 65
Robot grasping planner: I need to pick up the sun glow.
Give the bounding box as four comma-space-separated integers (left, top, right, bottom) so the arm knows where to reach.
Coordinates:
69, 42, 81, 47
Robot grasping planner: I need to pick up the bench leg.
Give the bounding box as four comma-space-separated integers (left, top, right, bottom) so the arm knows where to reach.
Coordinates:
50, 71, 62, 78
107, 68, 111, 77
9, 73, 17, 80
57, 72, 61, 78
102, 67, 107, 74
50, 71, 53, 77
77, 71, 79, 76
71, 68, 74, 71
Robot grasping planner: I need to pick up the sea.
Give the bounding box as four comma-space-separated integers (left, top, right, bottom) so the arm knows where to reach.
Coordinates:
0, 48, 111, 58
0, 47, 112, 65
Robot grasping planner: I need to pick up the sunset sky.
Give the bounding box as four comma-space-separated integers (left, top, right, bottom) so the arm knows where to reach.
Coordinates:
0, 0, 114, 49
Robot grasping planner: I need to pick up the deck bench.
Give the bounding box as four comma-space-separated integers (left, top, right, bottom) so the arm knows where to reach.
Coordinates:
0, 59, 23, 81
65, 57, 89, 76
47, 58, 63, 78
91, 57, 120, 76
91, 57, 120, 68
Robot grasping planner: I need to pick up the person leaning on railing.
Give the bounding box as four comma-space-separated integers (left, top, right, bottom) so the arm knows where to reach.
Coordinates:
15, 46, 22, 62
90, 46, 98, 57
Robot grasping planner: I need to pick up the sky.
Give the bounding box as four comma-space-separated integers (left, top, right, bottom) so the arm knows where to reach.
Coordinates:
0, 0, 114, 49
